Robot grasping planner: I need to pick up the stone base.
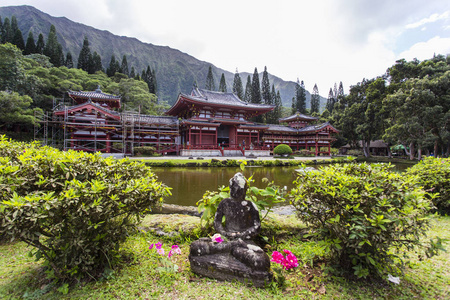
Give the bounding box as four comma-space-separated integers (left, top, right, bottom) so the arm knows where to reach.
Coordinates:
189, 253, 272, 287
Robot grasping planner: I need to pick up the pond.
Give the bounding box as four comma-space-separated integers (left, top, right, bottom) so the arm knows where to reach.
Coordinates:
152, 162, 412, 207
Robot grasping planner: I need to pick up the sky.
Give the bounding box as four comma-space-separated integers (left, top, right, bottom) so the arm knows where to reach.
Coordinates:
2, 0, 450, 95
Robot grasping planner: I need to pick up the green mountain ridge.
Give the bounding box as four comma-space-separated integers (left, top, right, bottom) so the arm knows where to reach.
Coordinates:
0, 5, 327, 109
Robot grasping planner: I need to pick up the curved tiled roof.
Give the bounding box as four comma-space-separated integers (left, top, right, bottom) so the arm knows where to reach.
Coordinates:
68, 89, 121, 101
279, 112, 318, 122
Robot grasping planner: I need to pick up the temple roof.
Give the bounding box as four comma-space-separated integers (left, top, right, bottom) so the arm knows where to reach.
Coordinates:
267, 122, 339, 134
54, 100, 120, 119
122, 114, 179, 126
166, 87, 274, 116
68, 87, 121, 109
279, 111, 318, 123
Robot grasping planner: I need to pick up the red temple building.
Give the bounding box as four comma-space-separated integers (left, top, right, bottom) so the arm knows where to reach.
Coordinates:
48, 86, 338, 157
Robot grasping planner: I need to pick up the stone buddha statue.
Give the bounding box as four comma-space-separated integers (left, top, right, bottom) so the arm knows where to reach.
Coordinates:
189, 173, 272, 286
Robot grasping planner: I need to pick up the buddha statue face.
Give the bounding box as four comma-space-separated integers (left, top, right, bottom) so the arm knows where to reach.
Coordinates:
229, 173, 247, 201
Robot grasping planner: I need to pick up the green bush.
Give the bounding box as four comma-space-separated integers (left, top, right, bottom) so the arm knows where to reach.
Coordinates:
297, 149, 313, 157
347, 149, 363, 156
406, 157, 450, 214
290, 162, 432, 278
0, 136, 171, 281
273, 144, 293, 156
133, 146, 156, 156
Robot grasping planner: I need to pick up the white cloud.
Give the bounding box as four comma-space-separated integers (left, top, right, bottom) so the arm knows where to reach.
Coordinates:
398, 36, 450, 61
405, 11, 450, 29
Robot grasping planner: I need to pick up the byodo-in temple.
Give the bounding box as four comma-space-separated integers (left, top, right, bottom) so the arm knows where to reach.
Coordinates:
42, 86, 338, 157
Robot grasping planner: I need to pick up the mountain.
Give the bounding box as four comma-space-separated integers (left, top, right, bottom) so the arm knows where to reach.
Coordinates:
0, 5, 326, 109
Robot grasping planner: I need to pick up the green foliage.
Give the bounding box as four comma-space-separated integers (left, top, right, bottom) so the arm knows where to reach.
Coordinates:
0, 136, 171, 281
290, 162, 432, 278
406, 157, 450, 213
133, 146, 156, 156
273, 144, 293, 156
196, 161, 285, 231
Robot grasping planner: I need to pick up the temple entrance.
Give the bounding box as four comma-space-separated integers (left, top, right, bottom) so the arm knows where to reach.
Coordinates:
217, 125, 230, 148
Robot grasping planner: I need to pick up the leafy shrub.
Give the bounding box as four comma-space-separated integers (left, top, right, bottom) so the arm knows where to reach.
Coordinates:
347, 149, 363, 156
290, 162, 432, 278
297, 149, 313, 157
0, 136, 171, 281
273, 144, 293, 156
406, 157, 450, 214
133, 146, 156, 156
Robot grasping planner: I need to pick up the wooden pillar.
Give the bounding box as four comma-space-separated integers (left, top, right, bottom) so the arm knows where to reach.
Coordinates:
315, 134, 319, 156
199, 127, 202, 147
328, 142, 331, 156
106, 133, 111, 153
188, 127, 191, 149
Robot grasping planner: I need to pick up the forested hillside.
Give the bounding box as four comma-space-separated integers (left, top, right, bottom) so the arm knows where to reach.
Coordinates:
0, 5, 326, 107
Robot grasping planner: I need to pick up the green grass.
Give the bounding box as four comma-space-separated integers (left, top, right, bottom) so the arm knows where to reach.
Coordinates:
1, 215, 449, 299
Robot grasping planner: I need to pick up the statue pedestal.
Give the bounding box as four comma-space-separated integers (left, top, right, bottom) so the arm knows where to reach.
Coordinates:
189, 252, 272, 287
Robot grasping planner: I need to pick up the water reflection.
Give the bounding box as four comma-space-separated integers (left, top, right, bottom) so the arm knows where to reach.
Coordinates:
152, 163, 411, 207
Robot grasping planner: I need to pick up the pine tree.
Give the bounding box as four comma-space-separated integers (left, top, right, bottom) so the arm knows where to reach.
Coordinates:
232, 69, 244, 100
251, 68, 262, 122
244, 75, 252, 102
130, 66, 136, 78
326, 88, 335, 113
267, 84, 277, 123
292, 96, 296, 114
120, 55, 129, 76
218, 73, 227, 92
205, 65, 216, 91
77, 36, 91, 72
0, 16, 3, 43
106, 55, 119, 77
294, 79, 306, 113
65, 52, 73, 68
35, 34, 45, 54
151, 68, 157, 93
275, 90, 282, 124
261, 66, 271, 105
337, 81, 344, 100
24, 31, 36, 55
2, 18, 12, 44
44, 24, 63, 67
90, 51, 103, 73
10, 16, 18, 35
12, 29, 25, 50
310, 84, 320, 114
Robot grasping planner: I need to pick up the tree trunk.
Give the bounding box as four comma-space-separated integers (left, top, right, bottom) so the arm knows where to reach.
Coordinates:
387, 143, 393, 158
363, 140, 370, 158
409, 142, 415, 160
417, 146, 422, 160
403, 144, 410, 156
434, 140, 439, 157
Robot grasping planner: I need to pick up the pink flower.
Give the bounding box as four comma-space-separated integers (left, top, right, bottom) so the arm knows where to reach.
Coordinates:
149, 244, 154, 250
171, 245, 181, 255
156, 247, 165, 256
212, 233, 223, 243
155, 242, 162, 249
271, 251, 284, 264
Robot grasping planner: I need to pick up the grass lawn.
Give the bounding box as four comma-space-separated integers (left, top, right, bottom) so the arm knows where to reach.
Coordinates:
0, 214, 448, 299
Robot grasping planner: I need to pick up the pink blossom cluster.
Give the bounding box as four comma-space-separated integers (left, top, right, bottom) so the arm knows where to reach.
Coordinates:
211, 233, 223, 243
149, 242, 181, 258
271, 249, 299, 270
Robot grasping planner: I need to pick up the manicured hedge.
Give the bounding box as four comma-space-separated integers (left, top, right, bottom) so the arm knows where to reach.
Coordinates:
273, 144, 293, 156
0, 136, 171, 281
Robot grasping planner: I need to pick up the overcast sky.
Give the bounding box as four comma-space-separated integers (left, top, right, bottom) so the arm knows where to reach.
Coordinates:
2, 0, 450, 94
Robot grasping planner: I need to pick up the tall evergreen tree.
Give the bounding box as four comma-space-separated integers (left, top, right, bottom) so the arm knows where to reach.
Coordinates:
130, 66, 136, 79
90, 51, 103, 73
205, 65, 216, 91
337, 81, 344, 100
267, 84, 277, 123
244, 75, 252, 102
326, 88, 335, 113
12, 29, 25, 50
35, 33, 45, 54
251, 68, 262, 122
218, 73, 227, 92
77, 36, 91, 72
294, 79, 306, 113
310, 83, 320, 114
10, 16, 18, 35
24, 31, 36, 55
106, 55, 119, 77
261, 66, 271, 105
120, 55, 129, 77
232, 69, 244, 100
275, 90, 282, 124
44, 24, 63, 67
65, 52, 73, 68
0, 17, 3, 44
1, 18, 12, 44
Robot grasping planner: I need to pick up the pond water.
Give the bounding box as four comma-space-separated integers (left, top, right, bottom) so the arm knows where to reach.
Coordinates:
152, 163, 412, 207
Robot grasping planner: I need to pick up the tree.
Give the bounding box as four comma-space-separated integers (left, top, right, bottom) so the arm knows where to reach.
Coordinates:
106, 55, 120, 77
43, 24, 64, 67
1, 17, 12, 44
24, 31, 36, 55
0, 91, 40, 131
0, 43, 25, 91
251, 68, 263, 122
218, 73, 227, 92
65, 52, 73, 68
261, 66, 271, 105
293, 79, 306, 113
120, 55, 129, 77
35, 33, 45, 54
77, 36, 91, 72
205, 65, 216, 91
244, 75, 252, 102
232, 69, 244, 100
130, 66, 136, 79
0, 16, 3, 43
12, 29, 25, 51
326, 88, 335, 112
90, 51, 103, 73
310, 84, 320, 114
